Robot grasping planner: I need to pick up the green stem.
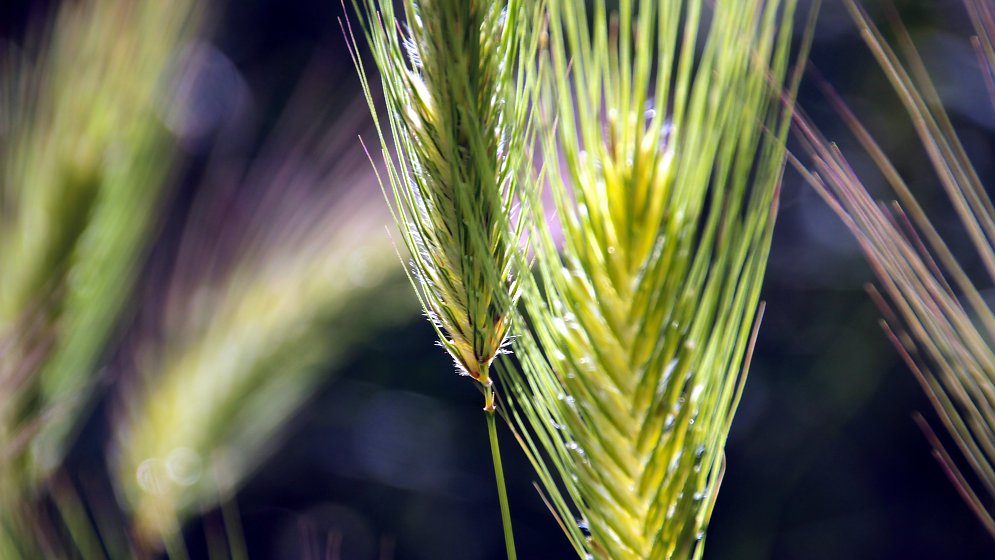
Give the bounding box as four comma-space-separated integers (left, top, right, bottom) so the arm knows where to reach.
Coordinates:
220, 495, 248, 560
163, 501, 190, 560
484, 382, 517, 560
163, 526, 190, 560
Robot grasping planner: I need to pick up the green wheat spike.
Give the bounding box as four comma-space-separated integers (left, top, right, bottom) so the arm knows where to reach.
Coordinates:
344, 2, 545, 556
344, 0, 541, 390
499, 1, 802, 558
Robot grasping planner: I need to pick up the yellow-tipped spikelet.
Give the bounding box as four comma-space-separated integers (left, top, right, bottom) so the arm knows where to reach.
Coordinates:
345, 0, 541, 391
500, 1, 803, 558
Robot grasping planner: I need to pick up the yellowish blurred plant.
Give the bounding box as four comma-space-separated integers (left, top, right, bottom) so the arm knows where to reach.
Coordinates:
796, 0, 995, 540
498, 1, 805, 558
0, 0, 198, 554
111, 106, 411, 552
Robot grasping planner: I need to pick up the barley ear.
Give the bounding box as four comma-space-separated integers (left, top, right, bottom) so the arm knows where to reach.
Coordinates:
343, 0, 541, 391
344, 3, 544, 557
498, 1, 802, 558
112, 118, 410, 546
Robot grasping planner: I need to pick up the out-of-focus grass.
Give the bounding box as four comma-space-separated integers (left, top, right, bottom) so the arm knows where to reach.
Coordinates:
0, 0, 199, 555
111, 97, 412, 550
0, 0, 198, 478
1, 0, 415, 556
796, 0, 995, 540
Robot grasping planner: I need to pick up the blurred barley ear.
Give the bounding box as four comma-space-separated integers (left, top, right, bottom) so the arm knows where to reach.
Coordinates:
795, 0, 995, 538
111, 102, 412, 548
497, 0, 806, 558
0, 0, 199, 554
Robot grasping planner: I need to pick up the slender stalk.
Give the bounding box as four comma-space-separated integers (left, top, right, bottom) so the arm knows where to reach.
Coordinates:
484, 380, 516, 560
163, 519, 190, 560
221, 496, 247, 560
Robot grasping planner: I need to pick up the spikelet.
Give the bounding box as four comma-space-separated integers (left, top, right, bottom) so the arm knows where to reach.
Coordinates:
500, 1, 801, 558
796, 0, 995, 538
344, 0, 540, 393
0, 0, 199, 536
111, 102, 411, 545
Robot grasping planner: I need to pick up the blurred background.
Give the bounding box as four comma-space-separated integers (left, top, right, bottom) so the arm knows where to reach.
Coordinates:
2, 0, 994, 558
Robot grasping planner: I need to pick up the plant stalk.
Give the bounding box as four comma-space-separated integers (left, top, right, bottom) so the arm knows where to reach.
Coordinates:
484, 381, 516, 560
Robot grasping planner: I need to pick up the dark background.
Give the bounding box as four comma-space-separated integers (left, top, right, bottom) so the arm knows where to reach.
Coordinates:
5, 0, 995, 558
